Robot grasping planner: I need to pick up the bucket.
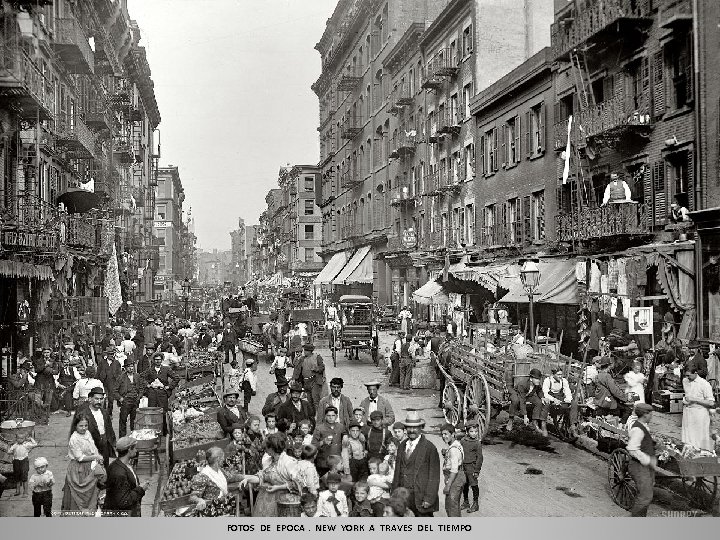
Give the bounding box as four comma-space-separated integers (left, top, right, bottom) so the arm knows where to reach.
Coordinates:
276, 494, 301, 517
136, 408, 164, 431
1, 419, 36, 440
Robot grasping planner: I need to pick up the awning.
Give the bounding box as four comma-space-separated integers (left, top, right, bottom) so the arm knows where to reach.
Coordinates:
412, 280, 449, 306
57, 187, 100, 214
333, 246, 372, 285
313, 251, 350, 285
499, 259, 578, 304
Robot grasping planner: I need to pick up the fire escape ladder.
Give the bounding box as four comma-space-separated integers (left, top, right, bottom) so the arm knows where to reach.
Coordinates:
570, 50, 597, 208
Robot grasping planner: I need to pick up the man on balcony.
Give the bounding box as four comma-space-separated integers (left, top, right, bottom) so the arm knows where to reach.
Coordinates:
601, 173, 632, 206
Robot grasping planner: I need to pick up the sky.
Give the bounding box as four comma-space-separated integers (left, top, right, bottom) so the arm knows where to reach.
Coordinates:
126, 0, 337, 251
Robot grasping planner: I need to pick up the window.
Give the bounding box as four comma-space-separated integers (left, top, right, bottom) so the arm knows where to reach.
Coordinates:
451, 151, 461, 183
465, 143, 475, 179
304, 248, 315, 262
483, 127, 498, 174
156, 229, 166, 246
450, 40, 457, 65
526, 103, 545, 157
531, 190, 545, 242
304, 177, 314, 192
506, 198, 520, 244
450, 93, 459, 124
462, 25, 473, 56
304, 224, 314, 240
463, 83, 473, 120
465, 204, 475, 246
441, 212, 449, 245
304, 200, 314, 215
156, 205, 166, 220
483, 205, 495, 245
504, 116, 519, 166
669, 35, 693, 109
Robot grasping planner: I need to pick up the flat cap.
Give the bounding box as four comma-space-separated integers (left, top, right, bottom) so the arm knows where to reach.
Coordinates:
115, 436, 137, 452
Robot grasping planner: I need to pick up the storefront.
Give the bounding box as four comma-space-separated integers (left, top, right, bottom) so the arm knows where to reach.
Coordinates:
689, 207, 720, 342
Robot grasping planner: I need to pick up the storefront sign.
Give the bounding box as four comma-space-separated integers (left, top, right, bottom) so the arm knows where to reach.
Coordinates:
629, 306, 653, 335
2, 230, 57, 250
154, 221, 172, 228
402, 228, 417, 249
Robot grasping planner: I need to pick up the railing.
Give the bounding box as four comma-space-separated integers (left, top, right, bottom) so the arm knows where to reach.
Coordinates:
555, 202, 650, 242
54, 17, 94, 73
0, 48, 56, 117
340, 115, 364, 139
337, 67, 363, 91
388, 82, 414, 113
113, 135, 134, 163
86, 95, 114, 132
389, 185, 415, 207
423, 48, 458, 85
65, 214, 97, 250
437, 107, 462, 134
340, 168, 364, 188
389, 131, 417, 158
479, 223, 520, 247
554, 118, 571, 151
551, 0, 653, 60
0, 194, 58, 235
581, 92, 653, 139
55, 115, 96, 158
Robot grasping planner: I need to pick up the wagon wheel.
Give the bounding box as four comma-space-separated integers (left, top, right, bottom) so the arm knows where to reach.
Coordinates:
462, 374, 491, 439
682, 475, 718, 512
442, 379, 462, 427
608, 448, 637, 511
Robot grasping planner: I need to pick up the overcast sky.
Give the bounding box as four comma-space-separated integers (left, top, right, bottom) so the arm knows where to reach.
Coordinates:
126, 0, 336, 251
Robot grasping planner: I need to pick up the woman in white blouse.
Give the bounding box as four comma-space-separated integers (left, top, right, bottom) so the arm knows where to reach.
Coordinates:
61, 415, 106, 515
681, 367, 716, 451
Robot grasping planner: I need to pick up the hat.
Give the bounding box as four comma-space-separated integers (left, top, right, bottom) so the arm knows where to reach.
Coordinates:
103, 346, 116, 355
364, 380, 382, 388
348, 421, 362, 430
329, 377, 344, 387
688, 340, 701, 349
289, 381, 303, 393
42, 347, 52, 353
302, 343, 315, 351
147, 318, 154, 323
369, 410, 384, 421
464, 420, 479, 429
279, 347, 288, 353
528, 368, 542, 379
325, 472, 342, 484
275, 378, 289, 387
324, 405, 339, 415
353, 407, 365, 414
401, 410, 425, 427
116, 436, 138, 452
88, 386, 105, 397
223, 389, 240, 399
20, 361, 33, 371
392, 421, 405, 430
33, 457, 48, 468
152, 352, 164, 360
245, 358, 255, 365
397, 331, 406, 336
634, 403, 654, 415
599, 356, 613, 368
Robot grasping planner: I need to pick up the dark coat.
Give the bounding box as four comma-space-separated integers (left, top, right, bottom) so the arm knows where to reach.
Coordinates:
117, 372, 144, 403
277, 398, 314, 427
221, 329, 238, 345
143, 366, 180, 410
392, 435, 441, 513
261, 391, 290, 416
103, 459, 145, 516
97, 358, 123, 400
315, 394, 354, 428
75, 402, 117, 457
136, 354, 152, 378
217, 405, 248, 437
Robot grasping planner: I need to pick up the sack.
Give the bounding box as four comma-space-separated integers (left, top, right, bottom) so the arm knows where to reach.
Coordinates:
139, 396, 149, 409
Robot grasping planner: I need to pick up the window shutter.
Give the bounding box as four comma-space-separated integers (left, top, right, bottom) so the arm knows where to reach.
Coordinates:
479, 134, 486, 176
537, 192, 545, 240
652, 50, 665, 119
522, 195, 531, 245
500, 124, 507, 168
643, 162, 653, 219
539, 102, 546, 152
525, 110, 531, 158
686, 148, 694, 211
492, 129, 498, 172
498, 203, 505, 245
684, 35, 694, 103
514, 115, 521, 163
653, 160, 666, 225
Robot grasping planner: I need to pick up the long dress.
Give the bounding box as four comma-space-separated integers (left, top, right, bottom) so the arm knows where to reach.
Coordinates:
252, 452, 299, 517
61, 431, 104, 515
681, 376, 715, 451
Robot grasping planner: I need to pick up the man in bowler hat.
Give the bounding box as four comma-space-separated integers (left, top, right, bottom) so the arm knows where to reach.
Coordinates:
75, 386, 116, 468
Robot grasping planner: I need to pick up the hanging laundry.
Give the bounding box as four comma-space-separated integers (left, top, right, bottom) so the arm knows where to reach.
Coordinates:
637, 255, 648, 287
590, 262, 601, 293
576, 261, 587, 284
608, 259, 618, 290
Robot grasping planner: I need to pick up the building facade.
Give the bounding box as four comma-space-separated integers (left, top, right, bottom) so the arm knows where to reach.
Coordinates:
229, 217, 246, 286
153, 165, 184, 300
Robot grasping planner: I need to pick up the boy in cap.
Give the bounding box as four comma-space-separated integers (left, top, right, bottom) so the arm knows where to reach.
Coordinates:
261, 378, 290, 416
28, 457, 53, 516
362, 410, 392, 461
105, 437, 151, 517
460, 420, 483, 513
240, 358, 257, 412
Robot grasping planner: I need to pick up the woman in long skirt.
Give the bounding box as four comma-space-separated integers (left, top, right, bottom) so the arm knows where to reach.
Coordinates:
681, 368, 715, 451
61, 415, 105, 515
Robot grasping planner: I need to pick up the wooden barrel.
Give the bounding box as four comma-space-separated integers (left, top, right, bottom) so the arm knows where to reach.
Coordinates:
276, 494, 301, 517
136, 408, 164, 431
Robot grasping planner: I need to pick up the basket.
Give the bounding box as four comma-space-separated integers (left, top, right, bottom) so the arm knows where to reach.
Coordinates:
159, 494, 194, 514
676, 456, 720, 477
238, 339, 263, 355
0, 419, 35, 440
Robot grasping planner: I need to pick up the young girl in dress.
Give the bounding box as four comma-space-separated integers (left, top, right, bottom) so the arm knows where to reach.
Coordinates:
624, 359, 647, 403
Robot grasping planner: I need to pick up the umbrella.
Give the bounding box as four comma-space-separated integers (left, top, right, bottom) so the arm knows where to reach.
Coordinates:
57, 187, 100, 214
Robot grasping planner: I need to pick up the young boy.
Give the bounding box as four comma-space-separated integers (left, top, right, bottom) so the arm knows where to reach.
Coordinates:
318, 454, 344, 490
300, 492, 320, 517
317, 472, 349, 517
352, 407, 366, 428
383, 346, 392, 375
391, 421, 407, 444
349, 481, 373, 517
342, 422, 368, 481
298, 419, 313, 446
362, 411, 392, 461
366, 457, 392, 516
460, 420, 484, 513
28, 457, 53, 516
270, 347, 290, 382
383, 438, 399, 475
9, 433, 37, 496
240, 358, 257, 412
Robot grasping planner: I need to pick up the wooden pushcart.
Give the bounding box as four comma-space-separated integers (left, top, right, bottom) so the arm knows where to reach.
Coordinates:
332, 295, 379, 368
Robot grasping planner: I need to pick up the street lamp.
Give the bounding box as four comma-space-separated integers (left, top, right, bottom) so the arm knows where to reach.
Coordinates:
182, 277, 191, 319
520, 259, 541, 344
130, 281, 138, 302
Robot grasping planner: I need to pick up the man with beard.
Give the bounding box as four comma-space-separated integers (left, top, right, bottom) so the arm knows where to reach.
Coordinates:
217, 389, 249, 438
277, 381, 314, 430
315, 377, 353, 428
96, 347, 123, 416
262, 378, 291, 416
391, 410, 440, 517
76, 387, 116, 468
144, 352, 180, 435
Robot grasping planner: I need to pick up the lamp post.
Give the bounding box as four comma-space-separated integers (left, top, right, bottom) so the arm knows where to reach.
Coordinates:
182, 277, 191, 319
520, 259, 541, 345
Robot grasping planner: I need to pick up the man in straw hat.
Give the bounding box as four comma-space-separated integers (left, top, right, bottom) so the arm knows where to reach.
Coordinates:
626, 403, 662, 516
104, 437, 151, 517
262, 377, 290, 416
218, 388, 249, 438
391, 409, 440, 517
360, 380, 395, 427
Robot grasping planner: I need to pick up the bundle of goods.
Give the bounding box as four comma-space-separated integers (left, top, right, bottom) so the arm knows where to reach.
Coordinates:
172, 414, 224, 450
128, 428, 159, 441
171, 383, 218, 411
223, 450, 244, 474
160, 451, 208, 513
186, 351, 218, 370
238, 338, 263, 356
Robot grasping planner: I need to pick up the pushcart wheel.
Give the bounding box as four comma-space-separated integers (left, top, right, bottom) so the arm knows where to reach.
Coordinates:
682, 475, 718, 512
442, 380, 462, 427
462, 374, 491, 439
608, 448, 637, 510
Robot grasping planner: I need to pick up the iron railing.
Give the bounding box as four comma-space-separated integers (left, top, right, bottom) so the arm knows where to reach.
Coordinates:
55, 114, 96, 158
555, 202, 650, 242
0, 47, 55, 118
53, 17, 94, 73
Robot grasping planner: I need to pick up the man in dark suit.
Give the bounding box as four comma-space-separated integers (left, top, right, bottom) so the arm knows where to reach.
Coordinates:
221, 322, 238, 364
315, 377, 353, 429
359, 380, 395, 428
277, 381, 314, 430
144, 352, 180, 435
391, 410, 440, 517
118, 362, 144, 437
261, 378, 290, 416
97, 346, 123, 416
217, 390, 248, 438
103, 437, 150, 517
76, 387, 116, 468
136, 344, 154, 377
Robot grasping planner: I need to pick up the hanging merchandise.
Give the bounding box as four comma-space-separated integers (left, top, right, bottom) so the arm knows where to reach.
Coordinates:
589, 262, 601, 293
600, 274, 610, 315
608, 259, 618, 290
104, 243, 123, 316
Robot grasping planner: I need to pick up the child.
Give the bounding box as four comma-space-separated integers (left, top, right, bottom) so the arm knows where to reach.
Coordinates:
362, 411, 392, 461
316, 434, 340, 478
300, 491, 320, 517
240, 358, 257, 412
366, 457, 392, 516
460, 420, 483, 513
388, 487, 414, 517
624, 359, 647, 403
225, 428, 245, 460
263, 413, 278, 437
28, 457, 53, 516
383, 438, 398, 475
383, 346, 392, 375
317, 472, 349, 517
352, 407, 366, 428
391, 421, 407, 444
298, 419, 313, 446
342, 422, 368, 481
227, 360, 241, 390
9, 433, 37, 496
318, 454, 344, 490
349, 481, 373, 517
270, 347, 290, 382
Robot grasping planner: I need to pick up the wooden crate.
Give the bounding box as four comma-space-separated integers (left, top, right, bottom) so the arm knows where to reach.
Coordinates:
676, 456, 720, 477
170, 438, 229, 467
